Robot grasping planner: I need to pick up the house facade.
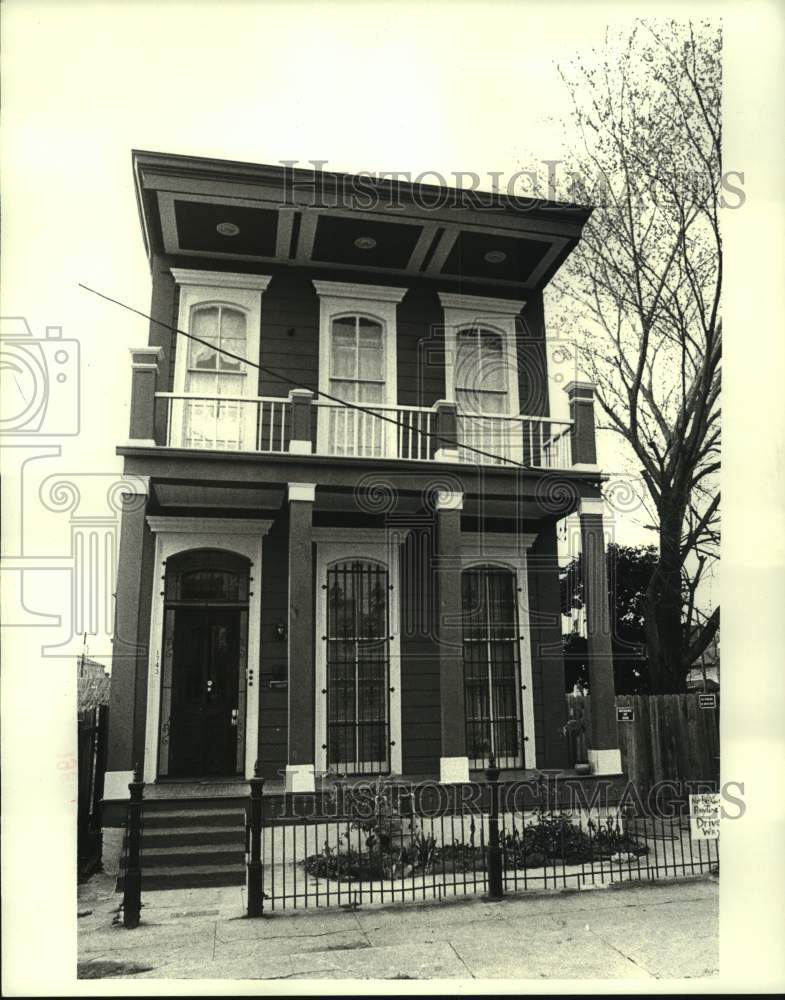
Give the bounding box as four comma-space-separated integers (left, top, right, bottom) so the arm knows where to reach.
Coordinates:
104, 151, 622, 817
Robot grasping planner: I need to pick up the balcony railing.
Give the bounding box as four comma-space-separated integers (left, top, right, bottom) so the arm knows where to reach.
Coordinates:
153, 392, 578, 470
158, 393, 291, 452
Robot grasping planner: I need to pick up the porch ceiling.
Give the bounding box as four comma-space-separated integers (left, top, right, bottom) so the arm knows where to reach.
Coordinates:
140, 452, 602, 522
133, 150, 591, 294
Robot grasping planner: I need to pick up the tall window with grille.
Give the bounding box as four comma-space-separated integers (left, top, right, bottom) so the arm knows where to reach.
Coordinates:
325, 559, 390, 774
182, 303, 252, 449
326, 315, 388, 457
462, 565, 525, 769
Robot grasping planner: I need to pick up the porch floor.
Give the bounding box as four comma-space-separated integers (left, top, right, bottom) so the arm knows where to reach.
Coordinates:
144, 768, 604, 800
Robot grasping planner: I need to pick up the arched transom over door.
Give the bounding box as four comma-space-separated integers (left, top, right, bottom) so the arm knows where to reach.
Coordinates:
158, 548, 250, 779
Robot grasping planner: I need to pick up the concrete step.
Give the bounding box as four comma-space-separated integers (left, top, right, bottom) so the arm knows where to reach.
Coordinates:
140, 825, 246, 848
142, 808, 246, 829
118, 866, 246, 891
117, 797, 248, 891
124, 846, 245, 869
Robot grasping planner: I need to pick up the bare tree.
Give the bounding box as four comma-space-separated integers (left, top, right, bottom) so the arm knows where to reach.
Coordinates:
554, 20, 722, 693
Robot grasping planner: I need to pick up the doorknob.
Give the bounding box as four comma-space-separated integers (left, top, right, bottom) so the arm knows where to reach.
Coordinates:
231, 708, 239, 727
206, 679, 214, 693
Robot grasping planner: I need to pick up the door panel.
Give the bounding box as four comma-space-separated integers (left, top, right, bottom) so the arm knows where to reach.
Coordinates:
168, 608, 242, 778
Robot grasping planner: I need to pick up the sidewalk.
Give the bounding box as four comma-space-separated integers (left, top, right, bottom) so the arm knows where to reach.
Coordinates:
77, 874, 718, 981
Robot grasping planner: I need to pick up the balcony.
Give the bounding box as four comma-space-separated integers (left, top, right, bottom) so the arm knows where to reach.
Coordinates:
127, 349, 598, 471
152, 391, 576, 469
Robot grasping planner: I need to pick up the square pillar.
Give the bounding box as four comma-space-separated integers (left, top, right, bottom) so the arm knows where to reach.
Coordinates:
288, 389, 314, 455
286, 483, 316, 792
106, 480, 150, 798
579, 498, 622, 774
434, 400, 460, 463
434, 489, 469, 783
128, 347, 163, 446
565, 381, 599, 469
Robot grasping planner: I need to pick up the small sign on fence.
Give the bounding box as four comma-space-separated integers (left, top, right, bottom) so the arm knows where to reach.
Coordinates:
616, 705, 634, 722
698, 693, 717, 709
689, 793, 721, 840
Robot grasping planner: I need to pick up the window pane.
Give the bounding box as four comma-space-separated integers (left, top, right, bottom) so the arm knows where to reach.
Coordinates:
357, 382, 384, 404
331, 318, 357, 378
218, 308, 246, 372
455, 330, 481, 390
190, 307, 219, 369
456, 329, 507, 394
479, 332, 506, 391
358, 319, 383, 379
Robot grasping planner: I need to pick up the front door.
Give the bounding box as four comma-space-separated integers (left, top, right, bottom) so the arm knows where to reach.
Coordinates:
168, 607, 241, 778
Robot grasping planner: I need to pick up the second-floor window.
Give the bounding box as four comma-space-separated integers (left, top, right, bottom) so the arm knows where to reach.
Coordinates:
329, 316, 385, 404
187, 305, 248, 396
455, 327, 509, 415
314, 281, 407, 458
168, 269, 271, 450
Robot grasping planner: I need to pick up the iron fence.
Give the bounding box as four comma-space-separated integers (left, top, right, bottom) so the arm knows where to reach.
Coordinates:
245, 767, 719, 915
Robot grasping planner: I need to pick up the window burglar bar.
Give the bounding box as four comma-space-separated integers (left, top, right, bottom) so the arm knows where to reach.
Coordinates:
462, 567, 525, 770
325, 560, 391, 776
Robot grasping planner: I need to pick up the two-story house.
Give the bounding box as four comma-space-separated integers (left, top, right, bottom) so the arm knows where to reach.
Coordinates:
104, 151, 622, 834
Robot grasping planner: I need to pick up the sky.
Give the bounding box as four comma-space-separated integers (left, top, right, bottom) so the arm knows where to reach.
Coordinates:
2, 3, 785, 992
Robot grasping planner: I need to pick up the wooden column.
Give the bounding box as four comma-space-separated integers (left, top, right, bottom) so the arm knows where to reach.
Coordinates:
565, 381, 599, 467
128, 347, 163, 444
106, 481, 150, 793
288, 389, 314, 455
433, 400, 459, 463
579, 498, 622, 774
435, 489, 468, 782
286, 482, 316, 792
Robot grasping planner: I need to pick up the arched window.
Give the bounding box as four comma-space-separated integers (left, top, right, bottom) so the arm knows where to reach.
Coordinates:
455, 327, 509, 415
328, 315, 385, 404
327, 315, 386, 456
187, 304, 248, 392
462, 564, 524, 768
182, 305, 251, 449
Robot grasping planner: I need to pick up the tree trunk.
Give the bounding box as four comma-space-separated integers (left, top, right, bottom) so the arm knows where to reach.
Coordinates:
645, 501, 687, 693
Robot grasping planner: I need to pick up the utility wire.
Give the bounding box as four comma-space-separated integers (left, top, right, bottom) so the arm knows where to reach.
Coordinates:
79, 282, 553, 469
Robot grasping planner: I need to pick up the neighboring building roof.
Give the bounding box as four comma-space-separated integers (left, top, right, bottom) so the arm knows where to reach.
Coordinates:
78, 655, 109, 680
132, 150, 592, 295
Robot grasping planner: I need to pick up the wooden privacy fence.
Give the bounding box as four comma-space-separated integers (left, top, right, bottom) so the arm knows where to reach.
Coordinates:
566, 693, 720, 790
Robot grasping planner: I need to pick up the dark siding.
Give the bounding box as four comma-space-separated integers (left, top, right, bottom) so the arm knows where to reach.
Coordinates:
517, 291, 549, 417
257, 511, 289, 780
256, 271, 320, 397
149, 254, 179, 443
527, 522, 569, 768
396, 286, 446, 407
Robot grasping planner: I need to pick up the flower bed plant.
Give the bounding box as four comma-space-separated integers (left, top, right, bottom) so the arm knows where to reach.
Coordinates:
301, 803, 648, 882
